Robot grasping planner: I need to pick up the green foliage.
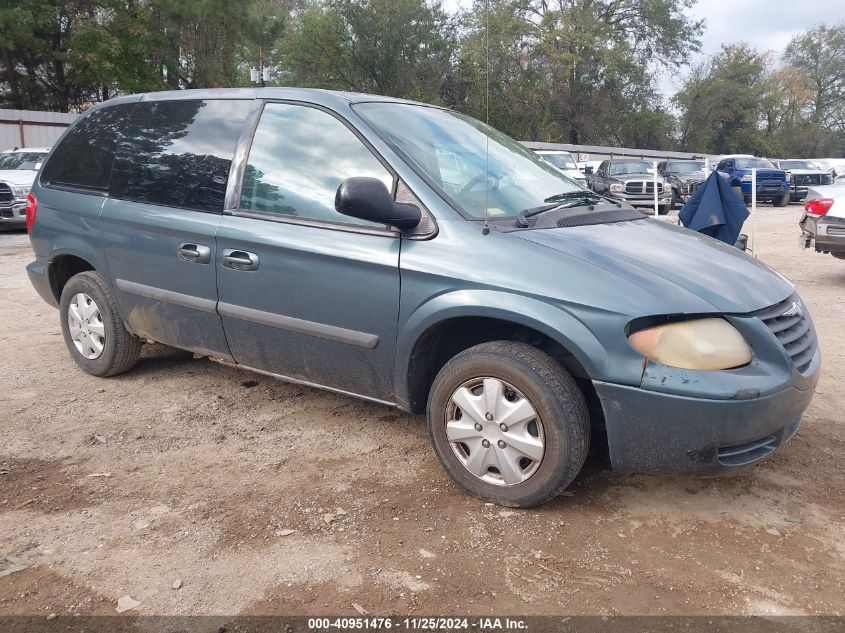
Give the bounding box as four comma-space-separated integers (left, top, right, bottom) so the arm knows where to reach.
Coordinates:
674, 25, 845, 158
280, 0, 455, 103
0, 1, 842, 159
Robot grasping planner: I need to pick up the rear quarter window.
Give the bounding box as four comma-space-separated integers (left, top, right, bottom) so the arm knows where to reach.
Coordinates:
40, 104, 133, 191
109, 99, 252, 213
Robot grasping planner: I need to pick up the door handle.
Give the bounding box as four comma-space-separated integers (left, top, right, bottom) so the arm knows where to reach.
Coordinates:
222, 249, 260, 271
177, 243, 211, 264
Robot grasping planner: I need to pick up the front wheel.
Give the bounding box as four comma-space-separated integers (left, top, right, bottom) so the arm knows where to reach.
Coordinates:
426, 341, 590, 507
774, 191, 790, 207
59, 271, 142, 377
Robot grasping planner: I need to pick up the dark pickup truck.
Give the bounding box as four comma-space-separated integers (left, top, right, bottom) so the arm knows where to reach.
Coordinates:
657, 160, 706, 209
587, 159, 672, 214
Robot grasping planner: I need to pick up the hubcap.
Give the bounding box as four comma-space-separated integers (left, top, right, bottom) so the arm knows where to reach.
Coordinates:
67, 293, 105, 360
445, 377, 545, 486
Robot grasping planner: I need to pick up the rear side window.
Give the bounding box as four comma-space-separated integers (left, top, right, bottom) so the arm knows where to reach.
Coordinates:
41, 104, 133, 190
110, 99, 251, 213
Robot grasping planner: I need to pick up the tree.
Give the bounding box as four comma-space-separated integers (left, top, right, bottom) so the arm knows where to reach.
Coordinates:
280, 0, 456, 103
451, 0, 702, 148
783, 23, 845, 155
674, 44, 770, 155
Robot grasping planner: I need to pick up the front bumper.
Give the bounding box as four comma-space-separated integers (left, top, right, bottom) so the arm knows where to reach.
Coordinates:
594, 348, 820, 474
612, 193, 672, 208
790, 184, 808, 201
739, 181, 789, 199
0, 202, 26, 226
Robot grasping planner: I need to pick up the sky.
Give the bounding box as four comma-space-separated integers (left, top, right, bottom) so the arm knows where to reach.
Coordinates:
442, 0, 844, 100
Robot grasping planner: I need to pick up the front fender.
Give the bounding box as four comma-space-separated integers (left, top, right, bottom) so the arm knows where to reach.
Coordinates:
394, 289, 613, 409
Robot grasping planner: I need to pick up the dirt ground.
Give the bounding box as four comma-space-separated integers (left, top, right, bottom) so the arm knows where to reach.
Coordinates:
1, 205, 843, 620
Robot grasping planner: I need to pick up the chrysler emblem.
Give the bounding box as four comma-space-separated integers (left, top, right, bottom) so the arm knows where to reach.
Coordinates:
783, 300, 803, 318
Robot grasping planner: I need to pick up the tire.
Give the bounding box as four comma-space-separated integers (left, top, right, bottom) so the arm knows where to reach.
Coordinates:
658, 205, 670, 216
670, 190, 678, 210
426, 341, 589, 507
774, 191, 790, 207
59, 271, 142, 377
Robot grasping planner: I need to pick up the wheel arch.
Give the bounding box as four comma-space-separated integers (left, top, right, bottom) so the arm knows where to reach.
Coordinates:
395, 291, 608, 414
49, 253, 97, 303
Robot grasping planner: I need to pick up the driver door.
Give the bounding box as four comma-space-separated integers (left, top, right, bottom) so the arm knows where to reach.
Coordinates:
215, 102, 402, 401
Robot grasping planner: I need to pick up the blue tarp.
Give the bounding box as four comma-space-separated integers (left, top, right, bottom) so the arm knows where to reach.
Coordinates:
678, 171, 749, 246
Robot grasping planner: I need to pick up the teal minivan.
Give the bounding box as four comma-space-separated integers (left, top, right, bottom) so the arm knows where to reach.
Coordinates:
26, 89, 819, 507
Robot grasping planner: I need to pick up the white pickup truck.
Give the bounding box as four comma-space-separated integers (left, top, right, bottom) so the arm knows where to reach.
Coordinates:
0, 147, 50, 228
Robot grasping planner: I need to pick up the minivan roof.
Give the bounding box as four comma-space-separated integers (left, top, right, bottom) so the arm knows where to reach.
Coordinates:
95, 87, 427, 110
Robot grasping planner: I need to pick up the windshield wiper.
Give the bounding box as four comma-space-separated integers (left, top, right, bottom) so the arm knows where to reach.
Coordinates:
517, 191, 619, 227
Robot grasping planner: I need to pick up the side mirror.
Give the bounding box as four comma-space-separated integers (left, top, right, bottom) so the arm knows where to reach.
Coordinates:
584, 166, 593, 175
335, 177, 421, 231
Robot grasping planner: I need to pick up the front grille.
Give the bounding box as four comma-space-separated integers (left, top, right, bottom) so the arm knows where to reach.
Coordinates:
718, 435, 778, 467
794, 174, 824, 186
0, 183, 12, 203
759, 179, 783, 189
753, 295, 818, 373
624, 181, 664, 195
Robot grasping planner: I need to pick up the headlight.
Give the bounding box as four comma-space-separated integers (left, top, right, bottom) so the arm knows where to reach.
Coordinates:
609, 183, 624, 193
740, 175, 752, 182
628, 318, 752, 370
10, 185, 30, 199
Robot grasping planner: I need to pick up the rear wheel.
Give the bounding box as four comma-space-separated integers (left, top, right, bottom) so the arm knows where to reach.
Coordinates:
426, 341, 590, 507
59, 271, 142, 377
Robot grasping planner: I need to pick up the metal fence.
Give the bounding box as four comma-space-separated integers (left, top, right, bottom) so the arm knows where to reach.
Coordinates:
0, 109, 77, 150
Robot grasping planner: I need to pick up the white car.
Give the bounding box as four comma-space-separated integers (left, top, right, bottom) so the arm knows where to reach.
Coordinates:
0, 147, 50, 228
534, 150, 588, 186
799, 185, 845, 260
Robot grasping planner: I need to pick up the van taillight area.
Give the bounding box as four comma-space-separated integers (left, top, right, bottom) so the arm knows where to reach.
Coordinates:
25, 192, 37, 232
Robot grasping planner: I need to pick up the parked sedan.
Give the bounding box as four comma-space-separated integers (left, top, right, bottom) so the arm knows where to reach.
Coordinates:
799, 186, 845, 260
0, 147, 50, 228
587, 159, 672, 214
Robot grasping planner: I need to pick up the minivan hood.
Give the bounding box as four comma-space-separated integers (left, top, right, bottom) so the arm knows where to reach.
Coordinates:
513, 219, 793, 314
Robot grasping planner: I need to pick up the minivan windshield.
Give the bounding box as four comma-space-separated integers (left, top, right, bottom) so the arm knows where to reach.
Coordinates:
354, 103, 582, 219
608, 161, 654, 175
735, 157, 775, 169
665, 161, 704, 173
0, 152, 47, 170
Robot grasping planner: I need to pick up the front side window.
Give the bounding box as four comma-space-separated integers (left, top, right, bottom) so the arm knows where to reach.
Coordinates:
239, 103, 393, 227
110, 99, 251, 213
354, 102, 581, 219
41, 105, 133, 190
